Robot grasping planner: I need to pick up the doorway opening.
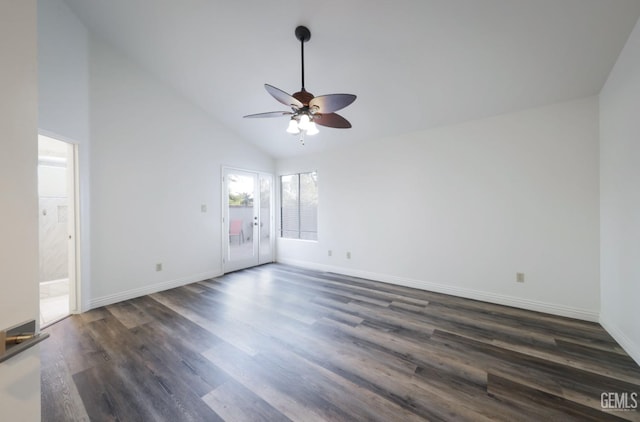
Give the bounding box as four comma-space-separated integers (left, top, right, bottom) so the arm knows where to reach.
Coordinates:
223, 168, 274, 273
38, 134, 78, 327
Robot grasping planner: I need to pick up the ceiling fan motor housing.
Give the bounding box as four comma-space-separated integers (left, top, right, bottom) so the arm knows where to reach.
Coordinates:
293, 90, 314, 106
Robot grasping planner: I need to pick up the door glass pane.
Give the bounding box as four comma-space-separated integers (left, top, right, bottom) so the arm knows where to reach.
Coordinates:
228, 173, 255, 262
281, 174, 300, 238
259, 176, 272, 258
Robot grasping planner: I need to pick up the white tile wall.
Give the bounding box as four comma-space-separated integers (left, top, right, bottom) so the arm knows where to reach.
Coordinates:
38, 196, 68, 282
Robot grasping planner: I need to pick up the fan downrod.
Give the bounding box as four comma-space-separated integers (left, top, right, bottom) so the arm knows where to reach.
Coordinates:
295, 26, 311, 43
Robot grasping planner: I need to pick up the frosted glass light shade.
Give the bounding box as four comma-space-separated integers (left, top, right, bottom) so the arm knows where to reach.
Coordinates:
306, 121, 319, 135
298, 114, 310, 130
286, 119, 300, 134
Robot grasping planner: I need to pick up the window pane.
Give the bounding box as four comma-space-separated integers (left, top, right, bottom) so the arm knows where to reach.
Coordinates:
299, 172, 318, 240
280, 172, 317, 240
281, 174, 300, 239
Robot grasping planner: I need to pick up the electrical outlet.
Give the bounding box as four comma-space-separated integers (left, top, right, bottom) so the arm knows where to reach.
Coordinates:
516, 272, 525, 283
201, 204, 207, 213
156, 263, 163, 272
328, 250, 332, 257
346, 251, 351, 259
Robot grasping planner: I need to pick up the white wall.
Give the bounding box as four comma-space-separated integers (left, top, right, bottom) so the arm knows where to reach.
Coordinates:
38, 0, 92, 310
599, 17, 640, 365
0, 2, 41, 420
38, 0, 89, 143
37, 0, 275, 309
89, 37, 274, 307
278, 97, 600, 320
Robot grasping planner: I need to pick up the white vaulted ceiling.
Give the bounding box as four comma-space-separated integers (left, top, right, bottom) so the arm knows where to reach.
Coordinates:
62, 0, 640, 158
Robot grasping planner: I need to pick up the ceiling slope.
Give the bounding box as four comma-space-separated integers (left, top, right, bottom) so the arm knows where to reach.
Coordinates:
63, 0, 640, 157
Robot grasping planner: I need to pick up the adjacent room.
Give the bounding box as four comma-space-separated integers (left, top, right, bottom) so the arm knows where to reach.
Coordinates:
1, 0, 640, 421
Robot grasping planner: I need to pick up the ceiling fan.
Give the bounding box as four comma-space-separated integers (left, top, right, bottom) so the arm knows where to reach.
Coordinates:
244, 26, 356, 145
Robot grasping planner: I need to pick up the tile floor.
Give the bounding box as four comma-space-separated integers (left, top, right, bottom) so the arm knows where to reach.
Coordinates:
40, 279, 69, 327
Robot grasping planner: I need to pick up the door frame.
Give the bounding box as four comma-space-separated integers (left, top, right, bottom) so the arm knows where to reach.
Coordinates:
38, 131, 82, 317
67, 141, 81, 314
221, 166, 275, 273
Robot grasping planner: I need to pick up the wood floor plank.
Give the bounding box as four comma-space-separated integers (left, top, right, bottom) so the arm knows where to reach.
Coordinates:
50, 315, 111, 376
429, 329, 640, 415
256, 340, 430, 422
72, 363, 158, 422
258, 319, 494, 420
203, 379, 292, 422
203, 341, 346, 422
130, 295, 223, 353
79, 315, 221, 422
310, 294, 437, 335
316, 317, 490, 388
105, 300, 154, 329
41, 321, 91, 422
131, 323, 228, 397
150, 289, 268, 356
487, 373, 633, 422
41, 263, 640, 421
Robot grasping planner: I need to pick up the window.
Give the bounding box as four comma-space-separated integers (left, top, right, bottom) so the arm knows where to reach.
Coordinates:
280, 172, 318, 240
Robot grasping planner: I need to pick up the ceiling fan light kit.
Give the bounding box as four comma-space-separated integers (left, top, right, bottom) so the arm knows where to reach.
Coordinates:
244, 26, 356, 145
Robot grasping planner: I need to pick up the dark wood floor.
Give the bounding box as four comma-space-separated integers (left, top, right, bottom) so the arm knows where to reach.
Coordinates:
41, 264, 640, 421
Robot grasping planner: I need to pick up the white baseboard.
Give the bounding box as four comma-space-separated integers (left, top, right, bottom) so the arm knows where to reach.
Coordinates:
89, 270, 222, 309
277, 258, 599, 322
600, 314, 640, 366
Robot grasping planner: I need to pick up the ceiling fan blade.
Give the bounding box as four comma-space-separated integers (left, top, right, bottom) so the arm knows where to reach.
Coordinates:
314, 113, 352, 129
243, 111, 292, 118
309, 94, 356, 114
265, 84, 303, 109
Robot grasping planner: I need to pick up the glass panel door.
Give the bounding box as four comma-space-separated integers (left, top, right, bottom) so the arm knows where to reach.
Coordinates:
223, 168, 273, 272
